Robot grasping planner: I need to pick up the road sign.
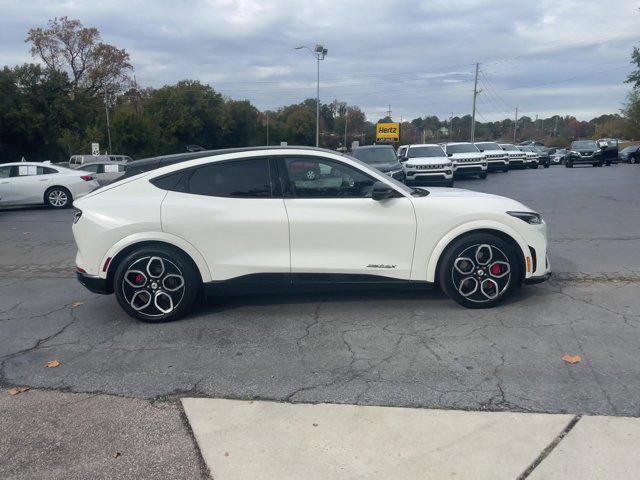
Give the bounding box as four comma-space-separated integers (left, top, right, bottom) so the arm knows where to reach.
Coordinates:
91, 143, 100, 156
376, 123, 400, 142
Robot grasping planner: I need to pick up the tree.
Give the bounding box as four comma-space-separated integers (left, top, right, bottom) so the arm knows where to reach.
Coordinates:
26, 17, 132, 95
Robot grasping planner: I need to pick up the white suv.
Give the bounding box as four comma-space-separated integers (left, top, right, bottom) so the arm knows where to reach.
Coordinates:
440, 143, 488, 179
73, 147, 550, 322
474, 142, 510, 173
499, 144, 527, 168
517, 146, 539, 169
398, 144, 454, 187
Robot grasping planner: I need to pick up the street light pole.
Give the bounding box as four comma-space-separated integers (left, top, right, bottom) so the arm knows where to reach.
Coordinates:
295, 44, 327, 147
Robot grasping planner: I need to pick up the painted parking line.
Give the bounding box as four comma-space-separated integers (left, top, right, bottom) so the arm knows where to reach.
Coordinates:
182, 398, 572, 480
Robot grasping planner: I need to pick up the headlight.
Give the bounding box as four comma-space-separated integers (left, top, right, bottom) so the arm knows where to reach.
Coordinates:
406, 164, 414, 168
507, 211, 542, 225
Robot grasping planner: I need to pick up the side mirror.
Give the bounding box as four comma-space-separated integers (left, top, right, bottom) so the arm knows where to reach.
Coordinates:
371, 181, 396, 201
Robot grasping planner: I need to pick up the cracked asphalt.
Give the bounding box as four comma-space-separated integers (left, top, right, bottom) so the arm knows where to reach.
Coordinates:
1, 164, 639, 416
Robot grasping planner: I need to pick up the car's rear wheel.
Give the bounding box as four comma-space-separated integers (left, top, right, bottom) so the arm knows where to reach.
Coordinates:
438, 233, 521, 309
114, 245, 200, 322
44, 187, 72, 208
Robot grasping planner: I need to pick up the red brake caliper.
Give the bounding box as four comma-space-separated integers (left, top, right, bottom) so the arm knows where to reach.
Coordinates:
135, 274, 144, 285
491, 264, 501, 276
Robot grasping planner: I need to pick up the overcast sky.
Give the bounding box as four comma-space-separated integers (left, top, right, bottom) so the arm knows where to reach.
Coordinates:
1, 0, 638, 122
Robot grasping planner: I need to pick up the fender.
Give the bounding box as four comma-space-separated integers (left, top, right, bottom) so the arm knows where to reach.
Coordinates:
424, 220, 531, 283
98, 231, 212, 282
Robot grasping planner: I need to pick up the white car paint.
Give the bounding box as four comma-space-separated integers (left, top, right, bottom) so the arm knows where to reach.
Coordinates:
440, 143, 487, 176
474, 142, 510, 170
400, 144, 453, 186
74, 149, 550, 293
499, 144, 528, 168
0, 162, 99, 207
517, 146, 539, 166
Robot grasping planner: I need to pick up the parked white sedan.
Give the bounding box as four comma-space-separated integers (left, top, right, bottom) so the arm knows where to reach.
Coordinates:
0, 162, 99, 209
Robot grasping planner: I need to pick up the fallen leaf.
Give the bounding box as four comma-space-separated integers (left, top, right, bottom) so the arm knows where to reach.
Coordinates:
71, 302, 84, 308
224, 452, 229, 457
312, 423, 319, 427
44, 360, 61, 368
8, 386, 30, 396
562, 354, 582, 364
112, 452, 121, 459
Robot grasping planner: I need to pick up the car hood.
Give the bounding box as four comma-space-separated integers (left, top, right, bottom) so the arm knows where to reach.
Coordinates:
449, 152, 482, 159
405, 157, 451, 166
412, 187, 534, 213
480, 149, 507, 155
369, 162, 402, 172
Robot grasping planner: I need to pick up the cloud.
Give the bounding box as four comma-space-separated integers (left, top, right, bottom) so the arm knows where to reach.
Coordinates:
0, 0, 637, 120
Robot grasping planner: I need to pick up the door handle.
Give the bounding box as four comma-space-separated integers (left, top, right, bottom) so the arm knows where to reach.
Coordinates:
39, 178, 48, 181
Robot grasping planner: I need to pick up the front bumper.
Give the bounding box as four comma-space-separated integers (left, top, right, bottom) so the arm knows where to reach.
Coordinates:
405, 172, 453, 185
525, 271, 551, 285
453, 163, 487, 175
76, 270, 112, 294
487, 159, 508, 170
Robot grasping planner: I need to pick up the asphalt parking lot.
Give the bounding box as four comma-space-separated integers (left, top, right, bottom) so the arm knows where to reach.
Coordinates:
1, 164, 639, 417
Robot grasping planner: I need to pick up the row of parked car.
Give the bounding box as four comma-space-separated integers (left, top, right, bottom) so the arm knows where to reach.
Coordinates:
1, 139, 638, 209
350, 141, 552, 188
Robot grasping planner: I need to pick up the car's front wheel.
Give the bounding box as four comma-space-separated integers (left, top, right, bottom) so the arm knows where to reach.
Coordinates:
44, 187, 72, 208
438, 233, 521, 309
114, 245, 200, 322
479, 172, 487, 179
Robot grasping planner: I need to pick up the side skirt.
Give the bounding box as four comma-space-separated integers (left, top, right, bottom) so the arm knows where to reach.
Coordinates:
203, 273, 434, 297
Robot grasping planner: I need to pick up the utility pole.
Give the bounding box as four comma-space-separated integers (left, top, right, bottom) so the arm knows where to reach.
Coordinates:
470, 62, 480, 142
387, 105, 392, 119
554, 116, 559, 137
295, 44, 327, 147
513, 107, 518, 143
535, 114, 538, 135
266, 112, 269, 146
449, 112, 453, 141
343, 110, 348, 150
104, 92, 112, 155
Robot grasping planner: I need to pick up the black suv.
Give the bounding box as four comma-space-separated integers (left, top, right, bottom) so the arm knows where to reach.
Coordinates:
350, 145, 405, 181
567, 140, 604, 168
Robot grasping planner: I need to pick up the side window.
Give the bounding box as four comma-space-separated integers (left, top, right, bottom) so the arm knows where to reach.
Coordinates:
37, 166, 57, 175
0, 166, 11, 178
16, 165, 38, 176
187, 158, 271, 198
283, 157, 376, 199
119, 164, 126, 172
80, 164, 100, 173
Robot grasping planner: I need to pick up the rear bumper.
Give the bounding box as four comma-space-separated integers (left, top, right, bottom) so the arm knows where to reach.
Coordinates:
525, 271, 551, 285
76, 270, 112, 294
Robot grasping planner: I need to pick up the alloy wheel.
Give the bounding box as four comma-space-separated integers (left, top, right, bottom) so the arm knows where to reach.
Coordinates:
451, 244, 511, 303
121, 256, 186, 318
48, 189, 68, 207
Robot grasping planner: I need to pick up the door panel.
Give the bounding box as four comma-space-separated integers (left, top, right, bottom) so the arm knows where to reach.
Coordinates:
0, 166, 12, 204
11, 166, 49, 204
279, 156, 417, 280
160, 158, 290, 281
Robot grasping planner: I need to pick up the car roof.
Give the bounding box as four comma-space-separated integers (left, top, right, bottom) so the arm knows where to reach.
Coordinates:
353, 145, 394, 150
1, 162, 58, 167
123, 146, 345, 177
80, 160, 128, 166
406, 143, 442, 148
444, 142, 473, 146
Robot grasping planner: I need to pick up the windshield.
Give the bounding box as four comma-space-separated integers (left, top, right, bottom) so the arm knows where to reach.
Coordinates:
517, 147, 531, 152
408, 146, 446, 158
621, 146, 637, 153
475, 142, 501, 151
351, 147, 397, 164
571, 141, 597, 149
445, 144, 479, 154
500, 144, 519, 152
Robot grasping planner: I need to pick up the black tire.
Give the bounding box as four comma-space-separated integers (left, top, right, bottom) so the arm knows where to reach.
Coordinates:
543, 161, 550, 168
529, 163, 538, 169
446, 180, 454, 187
566, 161, 573, 168
113, 245, 200, 322
438, 233, 522, 309
44, 186, 72, 209
479, 172, 488, 179
502, 166, 509, 173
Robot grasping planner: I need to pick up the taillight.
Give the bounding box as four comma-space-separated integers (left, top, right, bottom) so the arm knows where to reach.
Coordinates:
80, 175, 93, 181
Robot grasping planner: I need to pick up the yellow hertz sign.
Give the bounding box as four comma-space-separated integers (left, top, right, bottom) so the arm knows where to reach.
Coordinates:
376, 123, 400, 142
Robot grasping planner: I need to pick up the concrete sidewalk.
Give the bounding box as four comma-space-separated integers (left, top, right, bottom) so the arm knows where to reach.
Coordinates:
183, 398, 640, 480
